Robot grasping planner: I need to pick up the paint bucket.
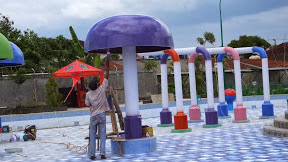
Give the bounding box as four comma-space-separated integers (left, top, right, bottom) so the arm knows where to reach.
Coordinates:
142, 126, 153, 137
2, 125, 9, 133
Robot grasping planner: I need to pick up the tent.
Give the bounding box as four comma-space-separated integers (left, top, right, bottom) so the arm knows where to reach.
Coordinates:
52, 60, 103, 103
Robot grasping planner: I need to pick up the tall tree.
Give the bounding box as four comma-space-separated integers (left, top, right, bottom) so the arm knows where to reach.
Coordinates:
42, 35, 79, 73
196, 32, 216, 47
196, 32, 217, 95
69, 26, 85, 58
69, 26, 98, 67
0, 13, 21, 43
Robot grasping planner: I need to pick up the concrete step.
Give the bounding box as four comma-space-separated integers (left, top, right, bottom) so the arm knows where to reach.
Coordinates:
274, 117, 288, 129
263, 124, 288, 137
285, 110, 288, 120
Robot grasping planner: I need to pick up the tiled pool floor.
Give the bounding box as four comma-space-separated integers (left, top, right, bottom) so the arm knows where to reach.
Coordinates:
1, 107, 288, 161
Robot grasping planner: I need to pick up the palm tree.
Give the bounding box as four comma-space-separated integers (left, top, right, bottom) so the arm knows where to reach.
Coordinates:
69, 26, 100, 68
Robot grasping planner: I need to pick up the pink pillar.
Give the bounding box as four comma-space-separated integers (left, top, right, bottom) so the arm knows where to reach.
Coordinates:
188, 54, 203, 122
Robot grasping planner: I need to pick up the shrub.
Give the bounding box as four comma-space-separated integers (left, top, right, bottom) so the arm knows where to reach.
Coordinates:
9, 68, 31, 85
143, 60, 158, 72
45, 77, 63, 107
168, 82, 175, 94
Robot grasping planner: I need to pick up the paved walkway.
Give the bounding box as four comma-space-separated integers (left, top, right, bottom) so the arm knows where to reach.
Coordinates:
1, 106, 288, 161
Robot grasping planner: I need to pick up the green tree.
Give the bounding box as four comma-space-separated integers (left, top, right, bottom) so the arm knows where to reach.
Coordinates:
41, 35, 78, 73
228, 35, 271, 50
196, 37, 205, 46
228, 35, 271, 59
69, 26, 85, 58
196, 32, 216, 47
1, 14, 80, 74
17, 30, 43, 72
0, 13, 21, 43
69, 26, 96, 67
196, 32, 216, 96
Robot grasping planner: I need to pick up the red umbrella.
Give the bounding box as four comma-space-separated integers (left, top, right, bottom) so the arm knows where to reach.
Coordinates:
52, 60, 103, 102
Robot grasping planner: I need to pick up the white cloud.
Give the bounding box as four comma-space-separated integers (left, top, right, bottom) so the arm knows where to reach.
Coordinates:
1, 0, 287, 47
0, 0, 199, 30
222, 6, 288, 44
0, 0, 68, 29
174, 6, 288, 48
61, 0, 124, 19
61, 0, 199, 19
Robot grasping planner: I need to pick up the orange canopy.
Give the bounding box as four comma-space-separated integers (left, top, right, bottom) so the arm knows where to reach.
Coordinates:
52, 60, 103, 102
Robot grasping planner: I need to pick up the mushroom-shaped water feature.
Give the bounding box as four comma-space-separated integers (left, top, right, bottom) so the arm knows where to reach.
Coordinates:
0, 41, 24, 131
85, 15, 173, 140
0, 42, 25, 67
0, 33, 13, 60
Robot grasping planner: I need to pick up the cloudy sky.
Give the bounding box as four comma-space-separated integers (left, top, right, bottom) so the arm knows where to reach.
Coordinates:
1, 0, 288, 48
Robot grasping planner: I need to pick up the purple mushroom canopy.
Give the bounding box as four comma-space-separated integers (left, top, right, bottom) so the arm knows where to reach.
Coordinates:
85, 15, 174, 54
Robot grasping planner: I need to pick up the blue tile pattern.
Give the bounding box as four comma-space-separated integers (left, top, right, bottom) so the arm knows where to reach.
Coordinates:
2, 111, 90, 122
1, 105, 288, 161
2, 95, 288, 122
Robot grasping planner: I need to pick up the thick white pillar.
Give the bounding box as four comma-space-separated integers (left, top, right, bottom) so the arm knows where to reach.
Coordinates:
233, 60, 243, 105
205, 60, 214, 108
122, 46, 139, 116
217, 62, 225, 103
189, 63, 197, 106
174, 62, 184, 112
161, 64, 169, 109
262, 58, 270, 102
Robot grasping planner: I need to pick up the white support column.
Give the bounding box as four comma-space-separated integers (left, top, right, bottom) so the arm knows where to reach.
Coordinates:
161, 64, 169, 109
205, 60, 214, 108
189, 63, 197, 106
122, 46, 139, 116
174, 61, 184, 112
262, 58, 270, 102
233, 60, 243, 105
217, 62, 225, 103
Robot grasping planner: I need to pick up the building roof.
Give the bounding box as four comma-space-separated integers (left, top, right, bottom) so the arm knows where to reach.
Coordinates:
266, 42, 288, 61
210, 58, 288, 71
